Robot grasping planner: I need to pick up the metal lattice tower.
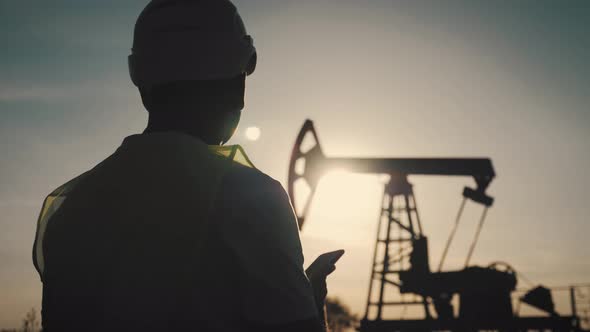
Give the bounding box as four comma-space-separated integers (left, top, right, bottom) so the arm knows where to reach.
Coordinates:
364, 174, 431, 321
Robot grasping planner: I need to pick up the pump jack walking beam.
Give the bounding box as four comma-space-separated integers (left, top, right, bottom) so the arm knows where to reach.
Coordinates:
288, 120, 495, 228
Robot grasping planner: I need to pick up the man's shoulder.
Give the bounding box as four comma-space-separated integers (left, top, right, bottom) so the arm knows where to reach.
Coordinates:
214, 160, 301, 237
217, 161, 294, 216
221, 161, 280, 194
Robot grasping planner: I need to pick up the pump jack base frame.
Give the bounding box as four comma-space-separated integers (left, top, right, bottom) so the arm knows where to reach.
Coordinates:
360, 316, 582, 332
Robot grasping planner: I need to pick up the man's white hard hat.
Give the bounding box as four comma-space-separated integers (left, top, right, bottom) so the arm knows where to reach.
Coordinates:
128, 0, 257, 90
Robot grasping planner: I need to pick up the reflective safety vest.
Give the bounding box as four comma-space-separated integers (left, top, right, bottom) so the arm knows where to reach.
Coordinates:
32, 134, 255, 280
33, 132, 317, 331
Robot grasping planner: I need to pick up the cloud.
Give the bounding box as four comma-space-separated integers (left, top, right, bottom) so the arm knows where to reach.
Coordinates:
0, 86, 69, 102
0, 200, 41, 208
0, 77, 135, 103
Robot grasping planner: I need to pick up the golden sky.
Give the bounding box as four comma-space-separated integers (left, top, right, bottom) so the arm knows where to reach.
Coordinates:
1, 0, 589, 327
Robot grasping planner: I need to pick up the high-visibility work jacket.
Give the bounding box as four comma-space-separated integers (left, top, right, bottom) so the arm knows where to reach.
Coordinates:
32, 132, 317, 332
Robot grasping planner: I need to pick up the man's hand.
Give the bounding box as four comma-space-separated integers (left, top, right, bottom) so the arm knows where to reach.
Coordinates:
305, 250, 345, 310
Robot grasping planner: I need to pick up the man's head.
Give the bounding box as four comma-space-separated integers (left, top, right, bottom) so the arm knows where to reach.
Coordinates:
129, 0, 256, 144
140, 75, 245, 145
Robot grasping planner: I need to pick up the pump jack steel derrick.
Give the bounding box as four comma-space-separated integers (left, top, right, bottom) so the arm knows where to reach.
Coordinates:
288, 120, 584, 332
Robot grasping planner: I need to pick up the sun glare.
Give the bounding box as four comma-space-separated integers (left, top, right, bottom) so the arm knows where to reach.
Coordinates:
302, 171, 383, 244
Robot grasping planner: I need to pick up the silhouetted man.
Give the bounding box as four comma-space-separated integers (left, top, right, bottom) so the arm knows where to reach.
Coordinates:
33, 0, 335, 331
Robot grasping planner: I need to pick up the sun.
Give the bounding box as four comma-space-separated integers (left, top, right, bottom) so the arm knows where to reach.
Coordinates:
244, 126, 261, 141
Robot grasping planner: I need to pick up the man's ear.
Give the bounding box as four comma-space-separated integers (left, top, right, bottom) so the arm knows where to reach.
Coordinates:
139, 87, 153, 112
234, 73, 246, 111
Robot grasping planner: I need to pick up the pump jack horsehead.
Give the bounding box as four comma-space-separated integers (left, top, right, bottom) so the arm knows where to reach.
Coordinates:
287, 120, 585, 332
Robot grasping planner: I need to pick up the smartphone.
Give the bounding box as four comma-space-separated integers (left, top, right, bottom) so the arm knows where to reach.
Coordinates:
315, 249, 345, 266
307, 249, 345, 278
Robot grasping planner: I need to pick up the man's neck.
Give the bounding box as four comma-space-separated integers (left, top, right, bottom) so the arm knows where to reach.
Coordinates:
144, 114, 221, 145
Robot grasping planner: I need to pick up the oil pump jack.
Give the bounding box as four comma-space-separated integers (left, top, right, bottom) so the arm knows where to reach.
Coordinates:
288, 120, 585, 332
